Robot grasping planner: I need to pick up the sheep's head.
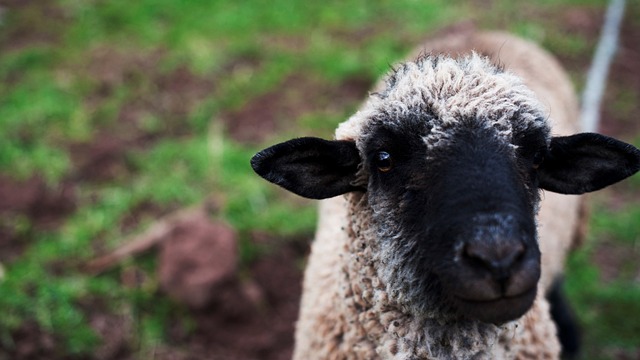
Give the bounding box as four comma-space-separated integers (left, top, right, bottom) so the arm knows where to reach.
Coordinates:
251, 54, 640, 325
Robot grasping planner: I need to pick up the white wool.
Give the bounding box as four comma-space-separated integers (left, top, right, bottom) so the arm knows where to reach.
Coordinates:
337, 54, 549, 158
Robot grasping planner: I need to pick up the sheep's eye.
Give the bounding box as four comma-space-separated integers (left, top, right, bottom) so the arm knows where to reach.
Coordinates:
376, 151, 393, 172
532, 151, 544, 170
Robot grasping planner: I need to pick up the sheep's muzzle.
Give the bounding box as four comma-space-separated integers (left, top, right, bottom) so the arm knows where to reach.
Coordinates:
445, 213, 540, 324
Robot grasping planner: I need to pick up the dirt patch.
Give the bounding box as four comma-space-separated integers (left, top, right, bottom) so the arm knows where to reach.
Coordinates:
222, 73, 371, 144
89, 311, 132, 360
177, 240, 306, 360
591, 239, 640, 283
0, 0, 67, 53
69, 132, 133, 183
0, 175, 76, 263
158, 217, 238, 309
85, 47, 214, 134
3, 321, 57, 360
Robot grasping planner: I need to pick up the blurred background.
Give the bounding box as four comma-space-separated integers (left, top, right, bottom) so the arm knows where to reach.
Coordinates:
0, 0, 638, 359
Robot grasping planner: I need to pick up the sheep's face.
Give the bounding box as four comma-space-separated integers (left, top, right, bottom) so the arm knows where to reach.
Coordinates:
251, 55, 640, 325
359, 115, 546, 324
349, 55, 552, 323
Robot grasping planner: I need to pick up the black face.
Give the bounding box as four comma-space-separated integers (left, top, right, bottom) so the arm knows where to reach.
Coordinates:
362, 119, 546, 323
250, 114, 640, 325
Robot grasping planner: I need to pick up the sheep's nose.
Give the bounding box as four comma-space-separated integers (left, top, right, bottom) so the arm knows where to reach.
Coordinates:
463, 240, 525, 280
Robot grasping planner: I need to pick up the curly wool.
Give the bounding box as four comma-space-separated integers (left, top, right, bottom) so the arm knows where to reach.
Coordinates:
337, 53, 549, 161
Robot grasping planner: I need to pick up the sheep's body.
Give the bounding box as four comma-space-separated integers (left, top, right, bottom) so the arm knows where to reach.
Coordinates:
294, 32, 584, 359
295, 197, 562, 359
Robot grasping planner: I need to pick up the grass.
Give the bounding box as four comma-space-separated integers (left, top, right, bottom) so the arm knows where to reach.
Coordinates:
0, 0, 638, 357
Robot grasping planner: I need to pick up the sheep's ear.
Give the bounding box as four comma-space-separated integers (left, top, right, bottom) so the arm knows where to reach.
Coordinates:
538, 133, 640, 194
250, 137, 363, 199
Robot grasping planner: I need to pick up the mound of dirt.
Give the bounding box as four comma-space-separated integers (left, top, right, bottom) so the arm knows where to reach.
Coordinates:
158, 216, 238, 309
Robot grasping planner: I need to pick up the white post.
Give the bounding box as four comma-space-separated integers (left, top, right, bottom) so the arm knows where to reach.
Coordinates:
580, 0, 626, 133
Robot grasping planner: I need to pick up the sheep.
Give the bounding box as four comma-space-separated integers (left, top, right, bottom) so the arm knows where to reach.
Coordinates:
251, 31, 640, 359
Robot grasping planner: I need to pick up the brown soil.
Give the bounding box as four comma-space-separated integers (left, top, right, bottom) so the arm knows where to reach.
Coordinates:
222, 73, 371, 144
0, 175, 76, 263
0, 0, 67, 53
181, 242, 305, 360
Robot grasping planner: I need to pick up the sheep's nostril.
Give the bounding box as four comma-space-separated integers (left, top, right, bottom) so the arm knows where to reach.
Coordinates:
463, 240, 525, 276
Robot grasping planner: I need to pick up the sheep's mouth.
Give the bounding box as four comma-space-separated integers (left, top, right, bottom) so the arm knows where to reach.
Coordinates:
452, 286, 537, 325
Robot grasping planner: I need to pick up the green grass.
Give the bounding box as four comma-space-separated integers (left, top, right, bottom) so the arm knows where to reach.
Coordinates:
566, 185, 640, 359
0, 0, 638, 356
